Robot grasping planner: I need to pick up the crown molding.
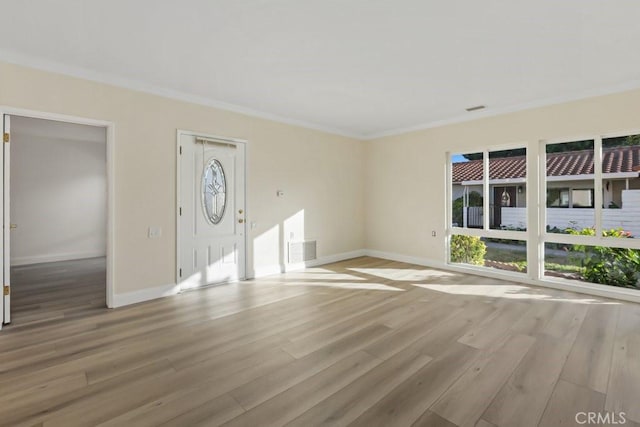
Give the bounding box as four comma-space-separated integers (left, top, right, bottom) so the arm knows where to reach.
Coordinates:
0, 49, 364, 140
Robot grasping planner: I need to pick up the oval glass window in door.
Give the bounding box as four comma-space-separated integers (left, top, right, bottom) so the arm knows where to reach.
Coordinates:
202, 159, 227, 225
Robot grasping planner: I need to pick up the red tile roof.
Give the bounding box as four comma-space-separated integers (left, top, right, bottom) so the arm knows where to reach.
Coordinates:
452, 146, 640, 183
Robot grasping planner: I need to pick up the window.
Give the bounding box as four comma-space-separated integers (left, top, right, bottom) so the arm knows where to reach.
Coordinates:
547, 188, 569, 208
448, 147, 528, 275
601, 133, 640, 239
450, 152, 483, 229
448, 132, 640, 293
489, 148, 527, 231
547, 188, 594, 208
571, 189, 594, 208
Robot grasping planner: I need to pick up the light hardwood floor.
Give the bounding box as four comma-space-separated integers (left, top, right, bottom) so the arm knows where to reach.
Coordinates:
1, 256, 639, 426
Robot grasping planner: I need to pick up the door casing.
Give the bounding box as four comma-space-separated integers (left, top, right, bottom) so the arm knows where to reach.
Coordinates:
0, 106, 115, 327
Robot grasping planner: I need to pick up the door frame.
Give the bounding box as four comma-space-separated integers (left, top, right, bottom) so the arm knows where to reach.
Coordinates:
175, 129, 248, 289
0, 106, 116, 313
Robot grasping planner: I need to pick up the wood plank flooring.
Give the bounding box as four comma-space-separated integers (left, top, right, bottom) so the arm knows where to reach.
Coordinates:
1, 256, 639, 426
9, 257, 106, 327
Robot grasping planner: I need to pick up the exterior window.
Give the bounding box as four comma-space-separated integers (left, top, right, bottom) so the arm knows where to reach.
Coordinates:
571, 189, 594, 208
546, 188, 593, 208
547, 188, 569, 207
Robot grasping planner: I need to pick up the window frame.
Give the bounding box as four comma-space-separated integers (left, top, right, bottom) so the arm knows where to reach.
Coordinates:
447, 143, 529, 275
446, 130, 640, 299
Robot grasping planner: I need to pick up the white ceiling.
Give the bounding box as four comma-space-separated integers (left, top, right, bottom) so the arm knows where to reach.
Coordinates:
1, 1, 640, 139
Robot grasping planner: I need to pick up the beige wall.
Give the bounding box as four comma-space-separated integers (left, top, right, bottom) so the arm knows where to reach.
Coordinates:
365, 88, 640, 262
0, 62, 365, 297
10, 128, 106, 265
5, 60, 640, 300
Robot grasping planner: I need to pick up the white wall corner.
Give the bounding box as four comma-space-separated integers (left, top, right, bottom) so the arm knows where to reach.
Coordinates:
112, 283, 180, 308
253, 249, 367, 278
286, 249, 368, 272
252, 264, 284, 279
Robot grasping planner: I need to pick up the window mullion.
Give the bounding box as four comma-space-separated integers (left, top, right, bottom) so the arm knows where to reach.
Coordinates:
538, 140, 547, 280
446, 152, 452, 231
483, 150, 489, 230
594, 136, 603, 238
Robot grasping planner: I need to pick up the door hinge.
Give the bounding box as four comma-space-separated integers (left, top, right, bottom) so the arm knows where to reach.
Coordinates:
179, 146, 182, 155
179, 268, 182, 277
3, 285, 9, 296
3, 133, 9, 143
179, 207, 182, 216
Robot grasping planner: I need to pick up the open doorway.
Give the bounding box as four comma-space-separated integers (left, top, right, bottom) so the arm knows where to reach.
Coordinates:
4, 115, 109, 328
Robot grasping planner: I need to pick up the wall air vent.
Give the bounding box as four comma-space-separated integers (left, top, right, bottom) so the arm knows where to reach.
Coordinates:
288, 240, 317, 263
465, 105, 486, 112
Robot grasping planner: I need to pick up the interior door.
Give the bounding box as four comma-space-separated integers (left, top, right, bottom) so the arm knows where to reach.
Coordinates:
179, 133, 246, 290
2, 114, 10, 326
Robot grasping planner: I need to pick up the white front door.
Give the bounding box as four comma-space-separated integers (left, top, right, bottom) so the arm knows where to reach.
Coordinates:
2, 114, 11, 327
178, 133, 246, 290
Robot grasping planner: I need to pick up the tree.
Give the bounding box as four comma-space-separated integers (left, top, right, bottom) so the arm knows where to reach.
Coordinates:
603, 134, 640, 148
463, 148, 525, 161
461, 134, 640, 161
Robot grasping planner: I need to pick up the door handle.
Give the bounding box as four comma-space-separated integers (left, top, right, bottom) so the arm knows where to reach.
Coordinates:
9, 224, 17, 229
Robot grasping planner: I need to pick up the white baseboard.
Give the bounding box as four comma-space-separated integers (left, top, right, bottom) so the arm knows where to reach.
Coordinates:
252, 249, 367, 278
11, 251, 106, 266
112, 283, 180, 308
287, 249, 368, 271
363, 249, 446, 270
252, 264, 283, 278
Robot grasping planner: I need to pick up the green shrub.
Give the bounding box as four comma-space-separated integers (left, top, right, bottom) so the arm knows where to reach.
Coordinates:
450, 235, 486, 265
567, 227, 640, 288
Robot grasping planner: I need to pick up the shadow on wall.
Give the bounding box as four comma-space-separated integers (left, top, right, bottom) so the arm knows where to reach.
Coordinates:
253, 209, 307, 277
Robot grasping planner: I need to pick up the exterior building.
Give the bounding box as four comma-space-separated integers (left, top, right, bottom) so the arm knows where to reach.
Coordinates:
452, 146, 640, 233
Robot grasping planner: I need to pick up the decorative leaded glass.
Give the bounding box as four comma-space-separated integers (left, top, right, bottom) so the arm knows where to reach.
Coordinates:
202, 159, 226, 224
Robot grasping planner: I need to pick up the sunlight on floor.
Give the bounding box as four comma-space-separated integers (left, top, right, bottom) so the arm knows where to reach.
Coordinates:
348, 267, 458, 281
284, 281, 404, 291
413, 283, 620, 304
282, 272, 365, 281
